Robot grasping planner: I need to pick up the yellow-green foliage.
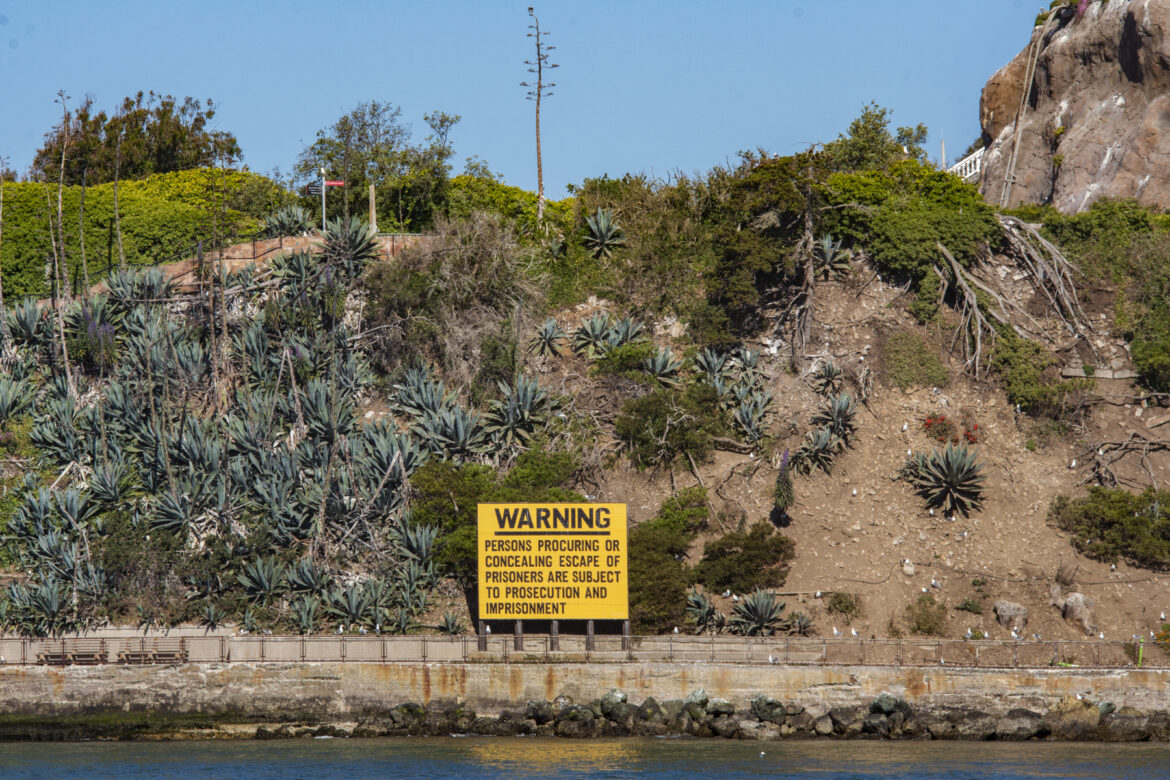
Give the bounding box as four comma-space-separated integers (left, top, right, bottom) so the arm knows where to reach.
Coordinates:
1050, 487, 1170, 568
822, 160, 998, 279
0, 169, 285, 298
446, 174, 573, 237
883, 331, 948, 389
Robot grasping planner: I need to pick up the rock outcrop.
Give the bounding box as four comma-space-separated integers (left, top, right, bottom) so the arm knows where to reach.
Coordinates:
979, 0, 1170, 212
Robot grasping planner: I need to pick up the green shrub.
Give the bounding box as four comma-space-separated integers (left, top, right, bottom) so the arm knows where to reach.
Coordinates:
990, 329, 1091, 417
826, 591, 862, 620
0, 171, 281, 299
905, 593, 947, 636
1049, 487, 1170, 568
647, 487, 709, 539
693, 523, 794, 594
1130, 304, 1170, 393
628, 522, 690, 634
415, 452, 583, 587
614, 384, 727, 468
955, 597, 983, 615
593, 341, 656, 377
883, 331, 948, 389
823, 160, 998, 280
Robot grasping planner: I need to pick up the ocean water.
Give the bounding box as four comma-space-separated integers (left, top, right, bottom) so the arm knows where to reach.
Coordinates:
1, 738, 1169, 779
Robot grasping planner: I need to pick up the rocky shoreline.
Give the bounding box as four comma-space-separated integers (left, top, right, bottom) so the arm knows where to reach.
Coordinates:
5, 689, 1169, 742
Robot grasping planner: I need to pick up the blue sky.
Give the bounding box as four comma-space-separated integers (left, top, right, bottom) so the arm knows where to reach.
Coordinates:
0, 1, 1038, 198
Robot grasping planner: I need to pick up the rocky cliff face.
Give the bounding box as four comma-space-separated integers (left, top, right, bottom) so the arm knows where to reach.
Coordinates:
979, 0, 1170, 212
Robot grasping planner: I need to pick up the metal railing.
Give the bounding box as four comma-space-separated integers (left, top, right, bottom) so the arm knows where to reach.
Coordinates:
0, 634, 1162, 670
948, 147, 984, 183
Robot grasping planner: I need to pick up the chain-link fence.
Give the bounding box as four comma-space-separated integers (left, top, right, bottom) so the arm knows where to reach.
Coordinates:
0, 634, 1162, 669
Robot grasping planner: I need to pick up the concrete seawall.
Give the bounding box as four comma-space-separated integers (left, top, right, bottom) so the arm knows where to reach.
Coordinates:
2, 662, 1168, 719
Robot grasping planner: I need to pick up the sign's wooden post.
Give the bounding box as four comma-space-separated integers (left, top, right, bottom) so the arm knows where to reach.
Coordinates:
586, 620, 595, 651
477, 620, 487, 651
621, 620, 630, 651
550, 620, 559, 651
514, 620, 524, 651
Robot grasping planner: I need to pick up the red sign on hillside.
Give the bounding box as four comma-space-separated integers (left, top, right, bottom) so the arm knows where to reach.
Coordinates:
325, 180, 345, 186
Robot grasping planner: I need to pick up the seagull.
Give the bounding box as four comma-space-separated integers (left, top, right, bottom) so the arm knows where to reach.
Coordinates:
768, 654, 776, 664
1069, 459, 1077, 469
723, 589, 732, 598
907, 449, 913, 456
921, 587, 928, 593
1098, 449, 1104, 456
851, 489, 858, 496
358, 627, 368, 635
929, 508, 935, 516
672, 627, 679, 634
939, 658, 945, 665
1099, 632, 1105, 639
760, 751, 766, 757
485, 625, 491, 635
901, 422, 908, 432
964, 628, 973, 639
1161, 612, 1166, 622
732, 594, 740, 603
851, 628, 858, 637
832, 627, 841, 637
333, 625, 343, 635
1076, 694, 1083, 700
1152, 631, 1157, 639
931, 579, 941, 589
1111, 564, 1117, 571
263, 629, 272, 636
814, 591, 822, 599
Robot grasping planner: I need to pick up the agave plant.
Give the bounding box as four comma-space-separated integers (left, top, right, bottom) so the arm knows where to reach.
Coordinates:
813, 360, 844, 396
693, 348, 728, 385
788, 612, 814, 636
201, 601, 226, 631
0, 376, 31, 426
815, 234, 852, 280
584, 208, 626, 259
733, 400, 768, 443
529, 319, 566, 358
264, 205, 314, 238
572, 313, 611, 358
238, 556, 287, 605
6, 299, 45, 348
792, 426, 841, 475
604, 316, 645, 351
483, 375, 550, 449
643, 347, 683, 386
811, 393, 857, 446
902, 443, 987, 517
414, 406, 489, 461
322, 216, 380, 280
685, 589, 725, 635
728, 589, 788, 636
326, 583, 372, 627
398, 521, 439, 565
291, 595, 321, 635
287, 558, 332, 595
438, 611, 464, 635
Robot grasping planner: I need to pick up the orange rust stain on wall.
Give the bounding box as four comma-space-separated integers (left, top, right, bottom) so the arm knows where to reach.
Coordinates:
544, 665, 556, 701
421, 665, 432, 703
903, 669, 929, 698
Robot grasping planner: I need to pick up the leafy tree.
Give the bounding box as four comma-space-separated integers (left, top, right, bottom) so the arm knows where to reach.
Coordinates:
823, 102, 928, 173
693, 523, 794, 594
31, 92, 241, 185
294, 101, 460, 231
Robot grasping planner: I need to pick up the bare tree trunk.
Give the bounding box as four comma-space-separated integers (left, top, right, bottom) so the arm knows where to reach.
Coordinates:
44, 184, 76, 397
78, 169, 91, 295
113, 127, 126, 271
55, 91, 73, 301
0, 159, 7, 344
535, 88, 544, 224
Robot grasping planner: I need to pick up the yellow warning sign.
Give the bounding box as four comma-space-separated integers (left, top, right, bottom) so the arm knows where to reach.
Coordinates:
477, 503, 628, 621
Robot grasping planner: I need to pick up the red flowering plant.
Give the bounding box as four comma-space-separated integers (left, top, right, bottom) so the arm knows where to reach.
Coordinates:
923, 410, 979, 445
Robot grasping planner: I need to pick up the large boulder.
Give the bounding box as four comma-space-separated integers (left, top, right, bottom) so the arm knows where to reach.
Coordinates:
1042, 696, 1102, 740
979, 0, 1170, 212
1061, 592, 1097, 634
995, 600, 1029, 631
995, 708, 1044, 740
